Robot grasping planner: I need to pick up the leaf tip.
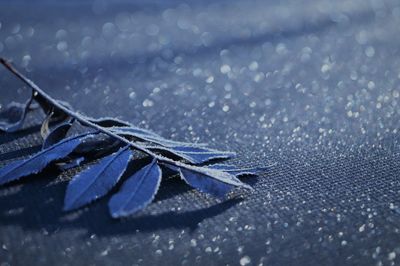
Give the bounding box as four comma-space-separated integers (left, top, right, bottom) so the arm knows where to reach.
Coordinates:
241, 182, 254, 191
110, 210, 125, 219
108, 201, 133, 219
63, 198, 79, 212
62, 204, 73, 212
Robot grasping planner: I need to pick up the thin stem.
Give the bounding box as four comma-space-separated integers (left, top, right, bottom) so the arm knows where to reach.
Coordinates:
0, 57, 185, 168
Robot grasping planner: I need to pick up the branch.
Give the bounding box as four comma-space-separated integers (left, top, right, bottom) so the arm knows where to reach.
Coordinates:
0, 57, 194, 170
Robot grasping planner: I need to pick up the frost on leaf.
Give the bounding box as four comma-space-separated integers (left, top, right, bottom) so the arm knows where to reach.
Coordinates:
0, 58, 265, 218
0, 133, 94, 185
109, 159, 162, 218
64, 147, 133, 211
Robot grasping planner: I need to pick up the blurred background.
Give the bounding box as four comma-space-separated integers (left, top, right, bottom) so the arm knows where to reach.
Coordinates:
1, 0, 400, 265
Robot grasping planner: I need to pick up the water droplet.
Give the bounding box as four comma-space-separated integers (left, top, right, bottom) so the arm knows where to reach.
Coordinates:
365, 46, 375, 57
350, 71, 358, 80
57, 41, 68, 52
190, 239, 197, 247
358, 224, 365, 232
367, 81, 375, 89
276, 43, 287, 55
240, 256, 251, 266
102, 22, 117, 38
155, 249, 163, 256
129, 91, 136, 99
206, 76, 214, 84
143, 99, 154, 107
249, 61, 258, 71
321, 64, 331, 73
388, 252, 396, 260
21, 55, 31, 67
220, 64, 231, 74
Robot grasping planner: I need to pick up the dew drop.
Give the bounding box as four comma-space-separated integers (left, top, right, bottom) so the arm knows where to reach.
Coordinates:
102, 22, 117, 38
388, 252, 396, 260
249, 61, 258, 71
129, 91, 136, 99
365, 46, 375, 57
206, 76, 214, 84
220, 64, 231, 74
57, 41, 68, 52
143, 99, 154, 107
190, 239, 197, 247
240, 256, 251, 266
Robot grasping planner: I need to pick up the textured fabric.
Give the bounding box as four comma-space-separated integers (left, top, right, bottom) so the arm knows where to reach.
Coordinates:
1, 1, 400, 265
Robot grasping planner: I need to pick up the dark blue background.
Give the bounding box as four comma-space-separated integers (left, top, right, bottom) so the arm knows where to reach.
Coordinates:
1, 1, 400, 265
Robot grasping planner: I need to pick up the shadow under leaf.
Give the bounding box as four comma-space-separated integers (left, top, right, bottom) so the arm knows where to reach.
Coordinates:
0, 169, 242, 237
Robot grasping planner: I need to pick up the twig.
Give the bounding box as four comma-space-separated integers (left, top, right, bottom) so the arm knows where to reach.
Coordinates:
0, 58, 195, 170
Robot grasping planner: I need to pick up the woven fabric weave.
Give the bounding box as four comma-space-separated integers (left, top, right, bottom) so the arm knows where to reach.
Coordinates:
1, 1, 400, 265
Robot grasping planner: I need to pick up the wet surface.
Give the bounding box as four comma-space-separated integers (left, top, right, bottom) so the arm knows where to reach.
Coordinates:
1, 0, 400, 265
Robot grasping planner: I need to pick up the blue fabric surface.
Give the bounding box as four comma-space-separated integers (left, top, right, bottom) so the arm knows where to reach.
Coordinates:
1, 1, 400, 265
